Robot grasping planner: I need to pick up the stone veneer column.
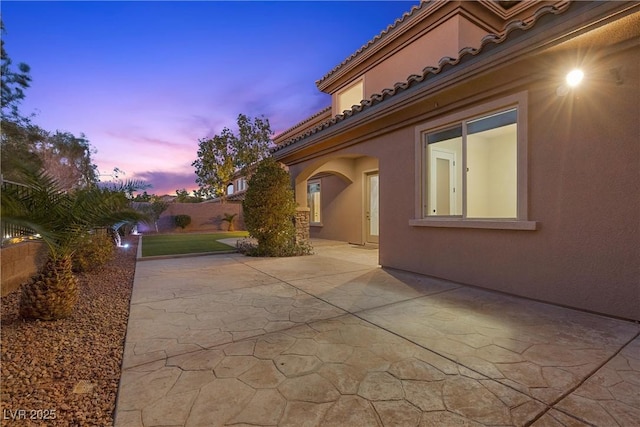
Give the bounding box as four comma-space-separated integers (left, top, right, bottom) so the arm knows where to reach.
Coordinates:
294, 207, 310, 245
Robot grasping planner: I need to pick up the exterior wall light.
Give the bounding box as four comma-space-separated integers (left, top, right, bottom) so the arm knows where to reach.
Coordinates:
566, 69, 584, 87
557, 68, 585, 96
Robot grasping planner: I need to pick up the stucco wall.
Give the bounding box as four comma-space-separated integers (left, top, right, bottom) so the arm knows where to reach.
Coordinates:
298, 157, 378, 245
137, 202, 245, 233
378, 46, 640, 320
364, 15, 488, 100
288, 43, 639, 320
1, 241, 47, 296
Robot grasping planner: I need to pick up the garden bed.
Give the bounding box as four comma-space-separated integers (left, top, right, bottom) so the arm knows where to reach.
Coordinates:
0, 236, 137, 426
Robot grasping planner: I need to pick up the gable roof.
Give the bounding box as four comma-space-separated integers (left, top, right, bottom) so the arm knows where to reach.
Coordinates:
274, 1, 573, 154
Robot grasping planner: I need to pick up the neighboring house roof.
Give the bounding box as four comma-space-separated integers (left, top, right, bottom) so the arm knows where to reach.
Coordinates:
226, 190, 247, 202
202, 191, 245, 204
273, 1, 573, 154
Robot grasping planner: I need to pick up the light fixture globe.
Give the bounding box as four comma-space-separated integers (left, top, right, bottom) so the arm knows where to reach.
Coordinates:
566, 69, 584, 87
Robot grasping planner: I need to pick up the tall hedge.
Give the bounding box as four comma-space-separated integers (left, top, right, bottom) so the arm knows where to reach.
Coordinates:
242, 158, 299, 256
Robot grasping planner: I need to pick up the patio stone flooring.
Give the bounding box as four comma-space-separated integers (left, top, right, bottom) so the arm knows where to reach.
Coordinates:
115, 241, 639, 426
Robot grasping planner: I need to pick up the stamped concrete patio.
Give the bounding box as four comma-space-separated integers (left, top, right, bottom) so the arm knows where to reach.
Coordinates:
114, 240, 639, 427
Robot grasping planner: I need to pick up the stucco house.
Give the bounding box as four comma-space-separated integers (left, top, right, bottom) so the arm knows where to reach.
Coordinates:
273, 0, 639, 321
225, 173, 249, 202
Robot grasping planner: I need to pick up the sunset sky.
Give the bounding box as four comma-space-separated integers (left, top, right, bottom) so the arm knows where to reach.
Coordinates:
2, 1, 419, 195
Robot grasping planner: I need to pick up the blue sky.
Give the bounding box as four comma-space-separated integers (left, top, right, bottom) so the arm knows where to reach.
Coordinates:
2, 1, 419, 194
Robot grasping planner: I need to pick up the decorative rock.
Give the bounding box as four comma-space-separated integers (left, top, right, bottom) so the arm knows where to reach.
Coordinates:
0, 237, 138, 426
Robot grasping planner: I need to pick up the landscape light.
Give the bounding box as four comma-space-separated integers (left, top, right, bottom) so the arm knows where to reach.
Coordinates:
566, 69, 584, 87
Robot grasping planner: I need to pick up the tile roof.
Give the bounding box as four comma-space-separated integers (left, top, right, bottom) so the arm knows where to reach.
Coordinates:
226, 190, 247, 202
203, 190, 246, 203
315, 2, 424, 88
273, 2, 570, 154
273, 106, 331, 143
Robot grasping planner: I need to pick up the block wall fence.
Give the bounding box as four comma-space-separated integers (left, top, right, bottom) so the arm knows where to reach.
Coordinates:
137, 202, 246, 234
1, 202, 247, 296
1, 241, 47, 296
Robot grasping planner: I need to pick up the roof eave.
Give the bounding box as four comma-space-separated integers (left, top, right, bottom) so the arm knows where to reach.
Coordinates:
275, 1, 638, 163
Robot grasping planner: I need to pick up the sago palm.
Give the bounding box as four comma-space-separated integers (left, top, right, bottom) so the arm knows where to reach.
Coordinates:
1, 168, 146, 320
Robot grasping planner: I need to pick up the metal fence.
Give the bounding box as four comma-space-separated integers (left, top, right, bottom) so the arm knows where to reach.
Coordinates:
1, 178, 37, 243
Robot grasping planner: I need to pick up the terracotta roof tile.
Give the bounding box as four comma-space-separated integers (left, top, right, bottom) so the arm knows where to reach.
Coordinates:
227, 190, 247, 202
315, 2, 424, 88
273, 2, 569, 154
274, 106, 331, 143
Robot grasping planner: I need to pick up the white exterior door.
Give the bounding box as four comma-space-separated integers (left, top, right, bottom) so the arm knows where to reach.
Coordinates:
366, 172, 379, 244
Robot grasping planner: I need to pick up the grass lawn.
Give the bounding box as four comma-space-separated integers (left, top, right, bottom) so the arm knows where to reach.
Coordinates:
141, 231, 249, 257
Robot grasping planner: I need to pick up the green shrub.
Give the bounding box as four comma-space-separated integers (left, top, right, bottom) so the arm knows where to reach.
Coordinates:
72, 230, 115, 272
242, 158, 311, 257
174, 214, 192, 230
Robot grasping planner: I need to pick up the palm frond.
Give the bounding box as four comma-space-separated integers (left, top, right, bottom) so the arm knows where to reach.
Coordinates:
2, 165, 149, 257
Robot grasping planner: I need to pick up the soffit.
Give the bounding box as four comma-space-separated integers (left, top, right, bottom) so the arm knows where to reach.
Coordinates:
546, 9, 640, 53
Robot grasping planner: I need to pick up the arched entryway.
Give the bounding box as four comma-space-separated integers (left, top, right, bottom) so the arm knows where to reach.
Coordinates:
292, 155, 379, 246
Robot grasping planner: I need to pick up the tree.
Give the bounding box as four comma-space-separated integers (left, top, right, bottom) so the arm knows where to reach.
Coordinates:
235, 114, 272, 174
102, 176, 150, 200
1, 21, 99, 189
222, 212, 237, 232
37, 131, 98, 190
1, 121, 45, 181
193, 114, 272, 201
193, 127, 237, 201
242, 158, 310, 256
175, 188, 203, 203
133, 191, 152, 202
1, 20, 31, 121
1, 19, 41, 178
1, 166, 146, 320
3, 127, 99, 189
140, 196, 169, 232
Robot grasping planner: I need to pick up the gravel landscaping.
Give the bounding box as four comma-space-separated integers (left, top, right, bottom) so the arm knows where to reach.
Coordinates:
1, 236, 137, 426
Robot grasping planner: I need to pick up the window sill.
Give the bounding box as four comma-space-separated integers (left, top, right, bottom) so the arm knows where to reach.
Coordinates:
409, 218, 537, 230
310, 223, 323, 227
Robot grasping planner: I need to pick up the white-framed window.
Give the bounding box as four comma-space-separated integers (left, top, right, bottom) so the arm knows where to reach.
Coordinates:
307, 180, 321, 224
412, 92, 536, 230
236, 177, 247, 192
336, 78, 364, 114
